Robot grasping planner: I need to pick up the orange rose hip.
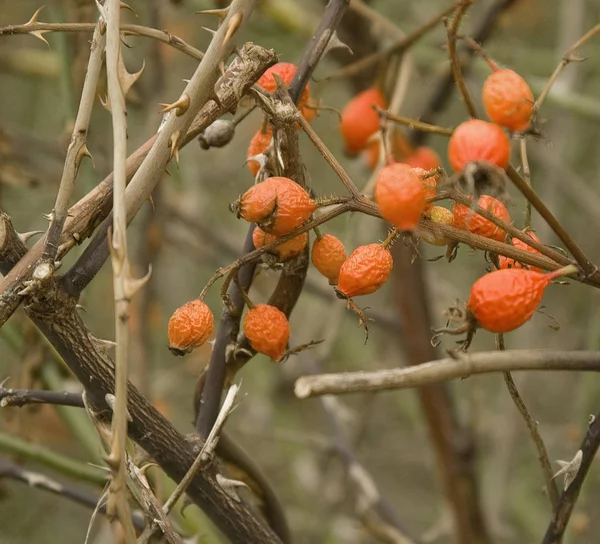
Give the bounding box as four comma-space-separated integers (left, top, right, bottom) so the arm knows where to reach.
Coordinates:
340, 87, 386, 156
336, 243, 393, 297
253, 226, 308, 260
247, 128, 272, 176
375, 163, 426, 230
483, 69, 534, 132
311, 234, 347, 284
453, 195, 511, 242
244, 304, 290, 361
499, 231, 543, 272
168, 299, 214, 355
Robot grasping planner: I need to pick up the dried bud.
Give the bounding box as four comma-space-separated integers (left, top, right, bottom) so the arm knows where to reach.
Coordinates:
198, 120, 235, 150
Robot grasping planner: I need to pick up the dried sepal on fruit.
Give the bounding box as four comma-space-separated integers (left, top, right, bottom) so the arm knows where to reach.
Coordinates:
448, 119, 511, 173
233, 176, 316, 236
499, 231, 543, 272
340, 86, 386, 156
422, 206, 454, 246
247, 127, 272, 177
311, 233, 347, 284
253, 226, 308, 261
168, 299, 214, 356
243, 303, 290, 361
483, 68, 534, 132
468, 265, 577, 333
453, 195, 511, 242
375, 163, 426, 230
336, 242, 393, 298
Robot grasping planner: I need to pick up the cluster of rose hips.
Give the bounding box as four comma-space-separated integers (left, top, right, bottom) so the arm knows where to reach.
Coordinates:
168, 60, 577, 362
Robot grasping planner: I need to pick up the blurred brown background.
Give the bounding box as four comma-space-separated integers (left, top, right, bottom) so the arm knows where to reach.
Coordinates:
1, 0, 600, 542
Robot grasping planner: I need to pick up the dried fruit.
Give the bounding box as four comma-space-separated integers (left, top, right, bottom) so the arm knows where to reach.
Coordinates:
448, 119, 511, 172
336, 243, 393, 297
244, 303, 290, 361
235, 176, 316, 236
257, 62, 314, 120
499, 231, 543, 272
412, 167, 440, 212
405, 146, 442, 171
168, 299, 214, 355
247, 127, 272, 176
375, 163, 426, 230
340, 87, 386, 156
483, 69, 534, 132
311, 234, 347, 284
422, 206, 454, 246
253, 226, 308, 260
453, 195, 511, 242
468, 265, 576, 333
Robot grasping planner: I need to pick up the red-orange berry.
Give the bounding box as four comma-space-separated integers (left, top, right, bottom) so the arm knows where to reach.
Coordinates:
375, 163, 426, 230
453, 195, 511, 242
168, 299, 214, 355
499, 231, 543, 272
311, 234, 347, 284
340, 87, 386, 156
468, 266, 576, 333
336, 243, 393, 298
257, 62, 313, 120
247, 128, 272, 176
483, 69, 534, 132
448, 119, 511, 172
244, 303, 290, 361
253, 226, 308, 260
405, 146, 442, 171
235, 176, 316, 236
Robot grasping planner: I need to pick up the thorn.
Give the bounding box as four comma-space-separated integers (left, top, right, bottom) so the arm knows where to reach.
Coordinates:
94, 0, 108, 21
195, 8, 229, 20
168, 130, 183, 164
72, 232, 81, 243
201, 26, 218, 37
75, 304, 87, 313
138, 463, 159, 477
323, 31, 353, 57
25, 6, 45, 25
42, 212, 53, 221
30, 30, 50, 47
147, 195, 155, 211
158, 93, 190, 117
120, 2, 137, 16
53, 260, 62, 270
17, 230, 44, 244
216, 474, 248, 502
123, 264, 152, 299
218, 61, 226, 77
99, 94, 110, 112
118, 57, 145, 98
105, 393, 133, 422
222, 12, 243, 47
553, 450, 583, 490
75, 143, 94, 171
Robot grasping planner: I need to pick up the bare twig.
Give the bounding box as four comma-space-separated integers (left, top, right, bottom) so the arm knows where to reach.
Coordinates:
104, 1, 136, 539
377, 108, 454, 137
0, 457, 145, 530
42, 20, 105, 262
0, 386, 83, 408
542, 410, 600, 544
294, 350, 600, 398
446, 1, 478, 118
534, 22, 600, 113
495, 334, 559, 510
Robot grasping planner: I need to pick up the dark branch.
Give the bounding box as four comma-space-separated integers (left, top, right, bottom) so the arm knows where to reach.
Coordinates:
0, 386, 84, 408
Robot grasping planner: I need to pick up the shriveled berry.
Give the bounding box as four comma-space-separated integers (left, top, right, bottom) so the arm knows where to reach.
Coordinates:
448, 119, 511, 172
375, 163, 426, 230
257, 62, 313, 120
244, 304, 290, 361
337, 243, 393, 297
468, 266, 576, 333
247, 128, 272, 176
253, 226, 308, 260
422, 206, 454, 246
311, 234, 347, 284
235, 176, 316, 236
453, 195, 511, 242
168, 299, 214, 355
340, 87, 386, 156
483, 69, 534, 132
499, 231, 543, 272
405, 146, 442, 171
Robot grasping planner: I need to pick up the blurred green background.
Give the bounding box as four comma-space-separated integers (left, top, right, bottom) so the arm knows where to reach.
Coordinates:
1, 0, 600, 542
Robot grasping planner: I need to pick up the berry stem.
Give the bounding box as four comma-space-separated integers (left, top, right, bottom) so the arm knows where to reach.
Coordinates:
547, 264, 579, 280
313, 226, 323, 241
381, 228, 399, 248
